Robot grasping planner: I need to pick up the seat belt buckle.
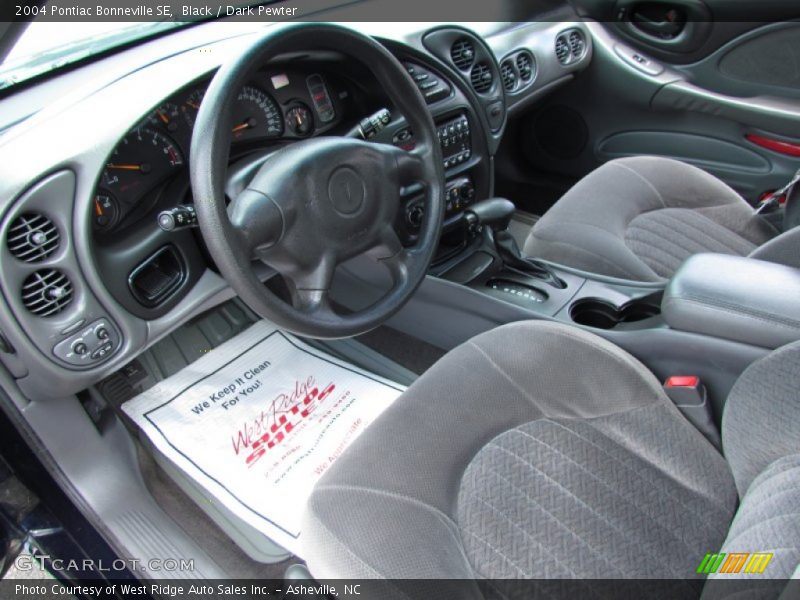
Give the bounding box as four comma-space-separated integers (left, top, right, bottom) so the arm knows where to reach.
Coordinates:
664, 375, 703, 404
757, 168, 800, 214
663, 376, 721, 450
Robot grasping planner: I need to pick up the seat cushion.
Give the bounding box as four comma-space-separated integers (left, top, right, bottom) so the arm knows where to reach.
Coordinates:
523, 157, 778, 281
459, 406, 736, 581
302, 321, 737, 581
722, 340, 800, 496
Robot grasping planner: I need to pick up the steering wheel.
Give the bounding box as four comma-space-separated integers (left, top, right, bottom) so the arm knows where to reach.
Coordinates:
190, 24, 444, 339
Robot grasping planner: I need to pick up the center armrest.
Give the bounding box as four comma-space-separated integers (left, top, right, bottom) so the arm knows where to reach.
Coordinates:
662, 253, 800, 349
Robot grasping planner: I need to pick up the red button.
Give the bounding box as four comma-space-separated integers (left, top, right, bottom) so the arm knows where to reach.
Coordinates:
665, 375, 699, 388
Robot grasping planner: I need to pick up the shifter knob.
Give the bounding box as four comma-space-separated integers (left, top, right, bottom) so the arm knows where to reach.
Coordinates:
465, 198, 516, 231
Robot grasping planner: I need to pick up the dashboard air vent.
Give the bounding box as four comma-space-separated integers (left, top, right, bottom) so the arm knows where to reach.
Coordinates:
569, 30, 586, 58
500, 59, 517, 91
7, 213, 60, 263
470, 63, 493, 94
22, 269, 73, 317
516, 51, 535, 82
556, 29, 587, 65
555, 35, 571, 64
450, 38, 475, 70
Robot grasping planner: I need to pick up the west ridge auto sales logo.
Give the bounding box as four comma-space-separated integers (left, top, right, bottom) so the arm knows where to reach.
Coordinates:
230, 375, 337, 467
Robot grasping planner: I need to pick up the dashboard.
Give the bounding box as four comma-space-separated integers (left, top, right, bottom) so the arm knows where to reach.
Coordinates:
93, 67, 349, 235
0, 17, 591, 400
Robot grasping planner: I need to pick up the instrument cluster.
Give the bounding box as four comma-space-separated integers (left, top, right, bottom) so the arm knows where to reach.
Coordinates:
92, 68, 346, 234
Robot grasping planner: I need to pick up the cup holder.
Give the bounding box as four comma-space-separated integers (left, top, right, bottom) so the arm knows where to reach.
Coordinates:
570, 295, 661, 330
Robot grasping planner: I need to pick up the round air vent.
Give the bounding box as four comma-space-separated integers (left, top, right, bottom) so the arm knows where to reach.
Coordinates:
7, 213, 60, 263
516, 51, 535, 82
450, 38, 475, 70
470, 62, 493, 94
500, 59, 517, 92
569, 30, 586, 58
556, 29, 587, 66
555, 35, 571, 65
21, 269, 73, 317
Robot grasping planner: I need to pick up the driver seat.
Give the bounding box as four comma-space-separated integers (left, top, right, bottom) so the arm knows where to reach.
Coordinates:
302, 321, 800, 590
522, 156, 800, 281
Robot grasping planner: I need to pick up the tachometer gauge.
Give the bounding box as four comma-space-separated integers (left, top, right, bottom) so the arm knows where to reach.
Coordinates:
93, 192, 119, 232
101, 127, 184, 204
148, 102, 181, 133
231, 85, 283, 140
286, 103, 314, 137
181, 88, 205, 128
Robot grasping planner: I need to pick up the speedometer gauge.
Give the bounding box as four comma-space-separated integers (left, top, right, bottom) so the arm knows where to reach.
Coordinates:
232, 85, 283, 141
101, 127, 184, 205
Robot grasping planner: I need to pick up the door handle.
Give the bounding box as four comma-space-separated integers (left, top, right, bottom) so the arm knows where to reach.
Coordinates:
631, 9, 684, 39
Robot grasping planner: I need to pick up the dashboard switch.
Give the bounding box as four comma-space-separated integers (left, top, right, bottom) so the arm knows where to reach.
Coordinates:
157, 205, 198, 231
347, 108, 391, 140
53, 318, 120, 368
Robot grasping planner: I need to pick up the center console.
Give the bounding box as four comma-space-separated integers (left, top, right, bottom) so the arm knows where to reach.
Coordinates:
432, 197, 666, 332
395, 111, 482, 263
662, 253, 800, 349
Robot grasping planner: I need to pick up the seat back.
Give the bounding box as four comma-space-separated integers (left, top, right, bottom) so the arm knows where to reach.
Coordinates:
703, 341, 800, 591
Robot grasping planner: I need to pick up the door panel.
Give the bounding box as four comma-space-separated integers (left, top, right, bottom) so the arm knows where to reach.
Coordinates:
499, 11, 800, 212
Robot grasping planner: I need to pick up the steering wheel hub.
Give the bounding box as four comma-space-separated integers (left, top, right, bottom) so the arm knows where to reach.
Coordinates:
329, 166, 365, 215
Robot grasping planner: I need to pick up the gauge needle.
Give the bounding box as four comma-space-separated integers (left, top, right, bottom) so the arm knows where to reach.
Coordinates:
106, 163, 152, 173
186, 101, 200, 110
157, 111, 170, 125
94, 199, 104, 216
232, 117, 257, 134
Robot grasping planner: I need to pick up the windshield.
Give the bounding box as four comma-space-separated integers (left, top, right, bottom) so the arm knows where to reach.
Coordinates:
0, 21, 186, 90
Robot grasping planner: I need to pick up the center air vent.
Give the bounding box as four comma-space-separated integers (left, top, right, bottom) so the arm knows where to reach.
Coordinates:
500, 59, 517, 91
451, 38, 475, 70
470, 62, 493, 94
22, 269, 73, 317
516, 52, 535, 82
556, 29, 587, 65
500, 50, 537, 93
7, 213, 60, 263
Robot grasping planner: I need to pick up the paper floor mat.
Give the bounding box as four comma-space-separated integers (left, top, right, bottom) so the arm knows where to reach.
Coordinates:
123, 321, 404, 557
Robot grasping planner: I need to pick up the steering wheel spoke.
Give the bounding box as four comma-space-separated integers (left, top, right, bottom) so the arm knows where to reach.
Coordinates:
284, 255, 337, 315
227, 188, 285, 257
394, 147, 428, 186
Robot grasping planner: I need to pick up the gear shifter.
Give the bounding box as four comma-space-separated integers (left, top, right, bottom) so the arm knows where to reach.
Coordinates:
466, 198, 566, 289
